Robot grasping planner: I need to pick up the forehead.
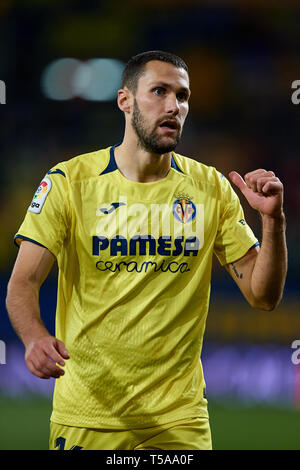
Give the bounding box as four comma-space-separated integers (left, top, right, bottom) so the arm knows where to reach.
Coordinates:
138, 60, 190, 90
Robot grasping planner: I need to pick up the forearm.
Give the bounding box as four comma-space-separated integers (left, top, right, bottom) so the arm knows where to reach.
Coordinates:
6, 242, 68, 379
6, 277, 50, 348
251, 214, 287, 310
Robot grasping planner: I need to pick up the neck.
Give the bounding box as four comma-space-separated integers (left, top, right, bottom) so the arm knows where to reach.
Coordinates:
114, 131, 172, 183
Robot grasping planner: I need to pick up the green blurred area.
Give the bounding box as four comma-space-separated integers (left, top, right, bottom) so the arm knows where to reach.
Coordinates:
209, 402, 300, 450
0, 396, 299, 450
0, 396, 52, 450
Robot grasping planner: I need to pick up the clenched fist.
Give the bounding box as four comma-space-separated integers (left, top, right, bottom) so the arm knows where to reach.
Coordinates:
229, 169, 284, 219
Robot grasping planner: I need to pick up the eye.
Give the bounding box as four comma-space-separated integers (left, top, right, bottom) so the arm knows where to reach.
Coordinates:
177, 92, 188, 102
153, 87, 165, 96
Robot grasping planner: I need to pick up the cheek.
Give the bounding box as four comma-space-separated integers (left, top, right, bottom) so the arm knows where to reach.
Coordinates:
182, 104, 189, 117
136, 99, 158, 121
180, 107, 189, 124
137, 94, 154, 110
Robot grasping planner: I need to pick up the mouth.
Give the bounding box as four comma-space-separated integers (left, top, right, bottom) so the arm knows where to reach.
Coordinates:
158, 119, 180, 133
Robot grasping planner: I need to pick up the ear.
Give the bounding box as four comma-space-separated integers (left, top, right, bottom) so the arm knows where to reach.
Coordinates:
117, 87, 133, 114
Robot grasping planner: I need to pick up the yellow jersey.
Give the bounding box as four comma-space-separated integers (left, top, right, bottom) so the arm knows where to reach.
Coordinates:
15, 145, 258, 429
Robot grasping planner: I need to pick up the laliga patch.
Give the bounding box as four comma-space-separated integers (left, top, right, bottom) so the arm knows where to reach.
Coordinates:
28, 177, 52, 214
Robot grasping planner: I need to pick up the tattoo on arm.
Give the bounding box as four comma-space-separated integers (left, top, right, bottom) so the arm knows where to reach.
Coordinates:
231, 263, 243, 279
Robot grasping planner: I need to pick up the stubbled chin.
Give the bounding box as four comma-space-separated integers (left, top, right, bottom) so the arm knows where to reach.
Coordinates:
157, 129, 179, 140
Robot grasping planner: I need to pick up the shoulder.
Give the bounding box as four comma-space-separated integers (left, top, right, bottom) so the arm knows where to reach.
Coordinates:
173, 152, 227, 188
48, 147, 111, 183
173, 152, 239, 204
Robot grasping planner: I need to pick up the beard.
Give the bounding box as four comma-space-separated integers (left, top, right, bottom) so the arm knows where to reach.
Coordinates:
131, 99, 181, 154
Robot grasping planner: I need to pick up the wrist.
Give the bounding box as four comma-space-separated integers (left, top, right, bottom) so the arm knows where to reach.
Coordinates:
261, 212, 286, 232
22, 322, 50, 349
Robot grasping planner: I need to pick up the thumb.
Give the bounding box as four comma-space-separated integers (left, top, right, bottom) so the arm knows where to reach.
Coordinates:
228, 171, 247, 194
55, 339, 70, 359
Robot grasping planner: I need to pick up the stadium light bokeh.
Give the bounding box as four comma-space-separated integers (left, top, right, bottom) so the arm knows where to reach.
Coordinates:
41, 57, 125, 101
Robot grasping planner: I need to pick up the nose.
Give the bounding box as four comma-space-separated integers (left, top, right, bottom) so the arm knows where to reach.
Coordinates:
165, 93, 180, 115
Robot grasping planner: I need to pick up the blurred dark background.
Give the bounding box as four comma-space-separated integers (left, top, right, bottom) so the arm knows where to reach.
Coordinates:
0, 0, 300, 449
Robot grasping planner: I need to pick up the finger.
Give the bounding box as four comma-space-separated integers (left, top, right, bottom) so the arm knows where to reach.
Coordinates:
55, 340, 70, 360
228, 171, 247, 193
261, 180, 283, 195
256, 176, 279, 193
38, 358, 65, 378
245, 171, 276, 193
244, 169, 269, 179
28, 349, 65, 378
26, 358, 55, 379
34, 360, 64, 379
46, 343, 67, 366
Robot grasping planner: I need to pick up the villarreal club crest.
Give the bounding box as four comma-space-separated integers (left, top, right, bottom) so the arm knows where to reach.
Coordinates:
172, 192, 196, 223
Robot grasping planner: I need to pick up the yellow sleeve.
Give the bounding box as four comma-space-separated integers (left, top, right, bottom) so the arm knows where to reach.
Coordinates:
14, 164, 70, 258
213, 175, 259, 266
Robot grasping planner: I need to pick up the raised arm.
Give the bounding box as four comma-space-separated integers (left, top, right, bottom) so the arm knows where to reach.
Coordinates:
225, 169, 287, 311
6, 241, 69, 378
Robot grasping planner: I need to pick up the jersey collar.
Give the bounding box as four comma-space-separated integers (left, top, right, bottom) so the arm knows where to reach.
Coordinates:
100, 144, 183, 175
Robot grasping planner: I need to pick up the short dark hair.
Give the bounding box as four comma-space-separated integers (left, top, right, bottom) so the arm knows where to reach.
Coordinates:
122, 50, 188, 94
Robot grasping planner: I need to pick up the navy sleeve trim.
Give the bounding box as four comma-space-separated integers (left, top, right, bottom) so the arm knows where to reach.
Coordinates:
14, 234, 47, 249
249, 241, 260, 250
47, 169, 66, 177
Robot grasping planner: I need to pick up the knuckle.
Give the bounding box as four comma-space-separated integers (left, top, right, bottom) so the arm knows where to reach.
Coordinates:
32, 344, 41, 356
26, 361, 35, 373
35, 359, 44, 370
40, 337, 53, 348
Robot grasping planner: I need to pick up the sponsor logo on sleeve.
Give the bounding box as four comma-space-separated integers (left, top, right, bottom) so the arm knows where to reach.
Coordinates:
28, 177, 52, 214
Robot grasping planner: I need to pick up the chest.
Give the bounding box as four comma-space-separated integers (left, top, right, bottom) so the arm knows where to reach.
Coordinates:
69, 177, 220, 263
